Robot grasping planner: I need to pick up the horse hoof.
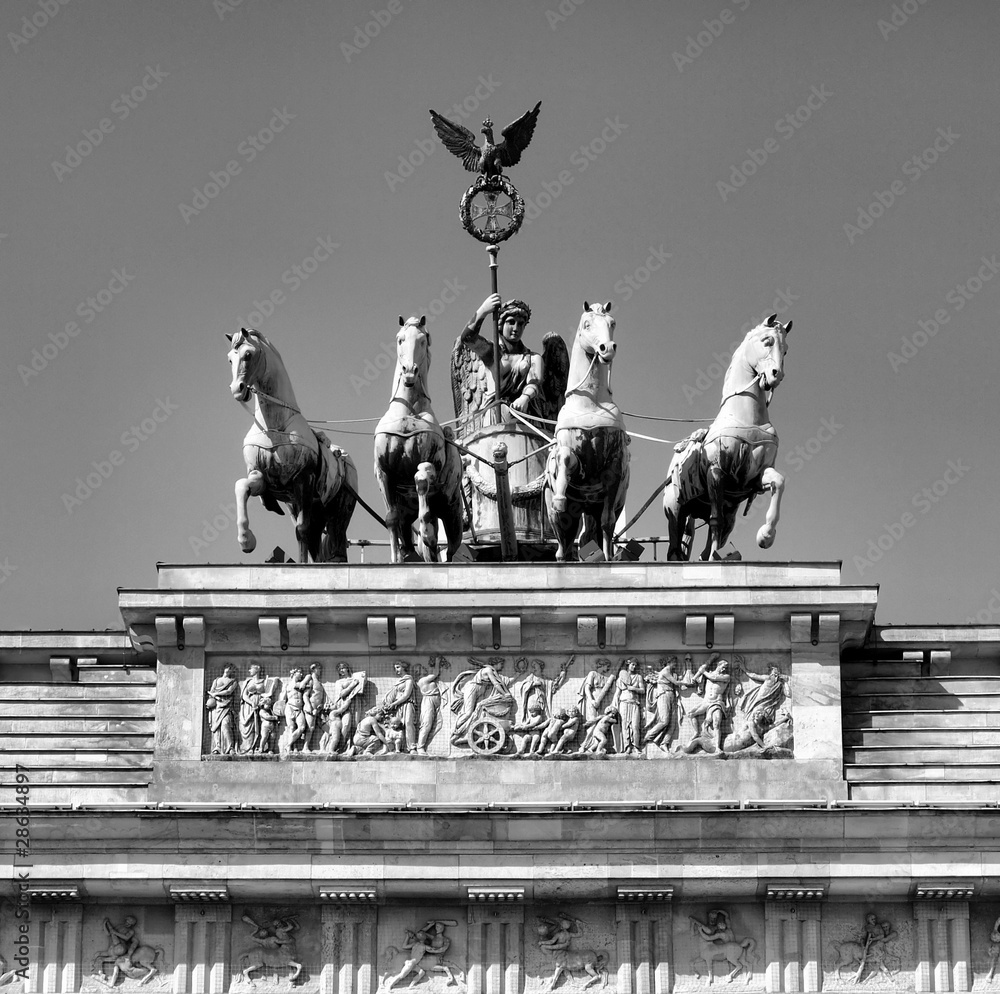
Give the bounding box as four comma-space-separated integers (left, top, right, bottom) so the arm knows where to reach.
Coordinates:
239, 531, 257, 554
551, 495, 567, 513
756, 525, 775, 548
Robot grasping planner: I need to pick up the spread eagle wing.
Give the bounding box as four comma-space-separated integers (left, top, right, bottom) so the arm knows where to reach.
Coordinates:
539, 331, 569, 424
430, 110, 481, 172
451, 337, 490, 427
496, 101, 542, 168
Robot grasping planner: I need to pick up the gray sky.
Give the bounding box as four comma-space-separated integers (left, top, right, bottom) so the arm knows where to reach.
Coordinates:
3, 0, 998, 630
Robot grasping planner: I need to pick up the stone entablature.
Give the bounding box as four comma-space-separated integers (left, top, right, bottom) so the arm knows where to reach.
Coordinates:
114, 562, 876, 805
6, 894, 1000, 994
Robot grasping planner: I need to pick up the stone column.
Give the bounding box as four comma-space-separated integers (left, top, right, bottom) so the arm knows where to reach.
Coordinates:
154, 616, 208, 763
467, 904, 524, 994
914, 901, 970, 993
173, 905, 232, 994
616, 901, 672, 994
765, 901, 821, 993
321, 905, 376, 994
949, 904, 970, 992
32, 904, 83, 994
915, 907, 933, 994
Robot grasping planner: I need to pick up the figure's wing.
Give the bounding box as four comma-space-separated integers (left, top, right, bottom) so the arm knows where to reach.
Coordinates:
430, 110, 481, 172
539, 332, 569, 423
451, 338, 489, 423
496, 101, 542, 168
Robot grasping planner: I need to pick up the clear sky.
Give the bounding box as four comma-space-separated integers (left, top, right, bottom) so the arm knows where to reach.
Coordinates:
3, 0, 999, 631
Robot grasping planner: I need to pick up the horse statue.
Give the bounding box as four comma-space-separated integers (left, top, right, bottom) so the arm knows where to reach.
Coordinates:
228, 328, 358, 563
375, 316, 464, 563
545, 302, 629, 561
663, 314, 790, 561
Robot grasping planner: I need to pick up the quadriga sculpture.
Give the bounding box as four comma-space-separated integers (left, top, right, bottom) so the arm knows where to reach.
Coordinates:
375, 316, 464, 563
663, 314, 790, 560
227, 328, 358, 562
545, 301, 629, 561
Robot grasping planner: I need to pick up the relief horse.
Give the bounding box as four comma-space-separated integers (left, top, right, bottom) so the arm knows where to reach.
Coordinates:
375, 316, 464, 563
545, 302, 629, 561
228, 328, 358, 563
663, 314, 790, 560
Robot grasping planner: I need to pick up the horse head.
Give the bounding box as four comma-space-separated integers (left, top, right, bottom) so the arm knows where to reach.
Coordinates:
578, 301, 616, 364
395, 315, 431, 393
739, 313, 790, 393
226, 327, 267, 403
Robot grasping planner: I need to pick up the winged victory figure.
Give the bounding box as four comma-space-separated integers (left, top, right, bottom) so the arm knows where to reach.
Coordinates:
430, 101, 542, 179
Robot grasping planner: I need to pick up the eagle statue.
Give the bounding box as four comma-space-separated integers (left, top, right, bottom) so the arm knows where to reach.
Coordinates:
430, 101, 541, 179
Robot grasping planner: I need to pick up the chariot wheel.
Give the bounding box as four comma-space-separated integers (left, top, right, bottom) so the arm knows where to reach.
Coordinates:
468, 717, 507, 755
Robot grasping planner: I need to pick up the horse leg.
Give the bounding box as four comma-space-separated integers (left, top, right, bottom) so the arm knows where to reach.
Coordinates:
548, 443, 579, 561
288, 960, 303, 985
415, 462, 439, 563
705, 462, 725, 559
321, 451, 357, 564
235, 470, 265, 553
756, 466, 785, 549
546, 966, 564, 992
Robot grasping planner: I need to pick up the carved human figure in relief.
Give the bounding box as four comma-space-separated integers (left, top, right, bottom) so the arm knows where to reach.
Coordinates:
739, 664, 789, 748
986, 916, 1000, 982
536, 913, 608, 991
577, 659, 615, 723
580, 706, 620, 755
684, 655, 736, 755
537, 707, 582, 755
612, 658, 646, 754
92, 915, 163, 987
206, 665, 239, 755
344, 705, 390, 757
512, 698, 549, 756
383, 920, 463, 990
831, 913, 898, 983
320, 662, 366, 754
238, 914, 302, 987
301, 662, 325, 750
382, 661, 416, 751
277, 667, 311, 752
643, 656, 687, 749
239, 664, 271, 753
688, 910, 756, 985
450, 656, 513, 747
415, 655, 450, 755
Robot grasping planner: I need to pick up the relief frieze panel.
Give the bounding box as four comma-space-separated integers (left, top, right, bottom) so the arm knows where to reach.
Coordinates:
822, 907, 913, 991
673, 905, 764, 992
201, 652, 792, 761
229, 907, 322, 993
82, 909, 172, 992
376, 909, 467, 994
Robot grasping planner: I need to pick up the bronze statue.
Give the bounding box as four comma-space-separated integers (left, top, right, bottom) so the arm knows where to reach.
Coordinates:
227, 328, 358, 563
375, 316, 464, 563
430, 103, 541, 180
663, 315, 790, 560
545, 302, 629, 561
